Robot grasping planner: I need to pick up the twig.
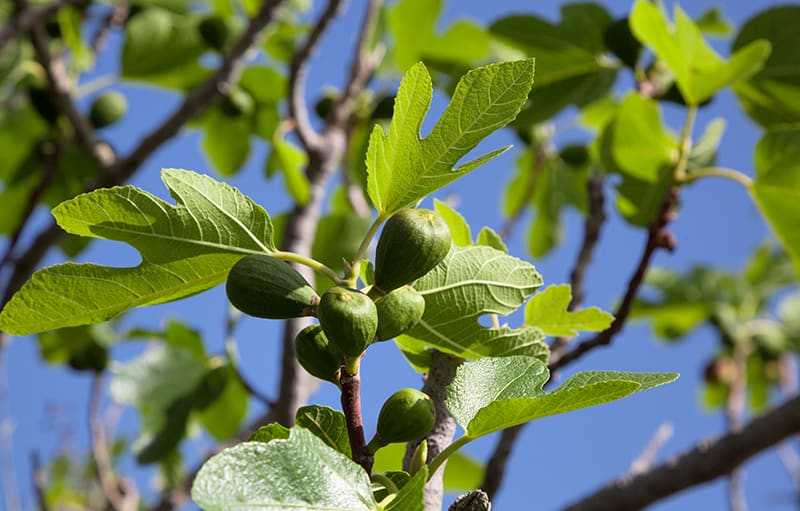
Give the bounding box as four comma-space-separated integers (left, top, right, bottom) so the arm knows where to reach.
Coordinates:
404, 350, 463, 511
0, 0, 86, 52
31, 452, 49, 511
90, 0, 129, 53
89, 373, 138, 511
627, 422, 674, 476
0, 349, 21, 511
340, 362, 372, 473
725, 344, 749, 511
287, 0, 344, 153
548, 186, 679, 372
561, 394, 800, 511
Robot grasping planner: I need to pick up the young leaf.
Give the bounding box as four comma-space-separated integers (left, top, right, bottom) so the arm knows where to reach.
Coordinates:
476, 227, 507, 253
250, 424, 291, 443
0, 169, 275, 334
295, 405, 351, 458
433, 199, 472, 246
192, 428, 378, 511
445, 356, 677, 438
630, 0, 770, 105
750, 128, 800, 279
366, 60, 534, 215
397, 245, 548, 361
524, 285, 613, 337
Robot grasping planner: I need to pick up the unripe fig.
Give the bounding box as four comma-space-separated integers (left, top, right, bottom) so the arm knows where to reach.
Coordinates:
220, 88, 254, 118
375, 388, 435, 445
28, 86, 59, 124
89, 92, 127, 128
198, 15, 231, 51
374, 285, 425, 341
317, 287, 378, 357
295, 324, 341, 383
226, 255, 319, 319
374, 208, 451, 293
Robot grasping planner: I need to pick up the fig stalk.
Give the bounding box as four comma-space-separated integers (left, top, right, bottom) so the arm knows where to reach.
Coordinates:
340, 357, 373, 474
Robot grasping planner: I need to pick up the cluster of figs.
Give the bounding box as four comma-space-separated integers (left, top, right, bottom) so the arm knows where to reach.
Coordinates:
225, 208, 452, 448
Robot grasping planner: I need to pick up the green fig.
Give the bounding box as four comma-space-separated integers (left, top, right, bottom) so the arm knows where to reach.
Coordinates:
374, 388, 435, 446
374, 285, 425, 341
317, 287, 378, 357
226, 255, 319, 319
220, 88, 254, 118
198, 15, 231, 51
295, 324, 341, 383
374, 208, 451, 293
89, 92, 127, 128
28, 85, 59, 124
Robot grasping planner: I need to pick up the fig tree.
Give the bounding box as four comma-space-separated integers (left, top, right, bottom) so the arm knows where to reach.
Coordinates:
374, 208, 451, 293
373, 285, 425, 341
317, 286, 378, 357
225, 255, 319, 319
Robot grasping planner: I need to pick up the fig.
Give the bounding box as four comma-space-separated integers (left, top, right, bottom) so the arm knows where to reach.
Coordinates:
225, 255, 319, 319
295, 324, 341, 383
198, 15, 231, 51
317, 287, 378, 357
89, 92, 127, 129
373, 285, 425, 341
374, 208, 451, 293
28, 86, 59, 124
375, 388, 435, 445
220, 88, 254, 118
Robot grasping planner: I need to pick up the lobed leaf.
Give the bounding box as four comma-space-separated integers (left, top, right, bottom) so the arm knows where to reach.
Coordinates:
524, 285, 613, 337
295, 405, 351, 458
366, 60, 534, 215
0, 169, 275, 335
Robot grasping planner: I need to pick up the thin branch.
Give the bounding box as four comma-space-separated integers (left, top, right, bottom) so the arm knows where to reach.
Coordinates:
340, 362, 372, 473
561, 394, 800, 511
548, 186, 679, 372
725, 344, 749, 511
89, 373, 138, 511
31, 452, 49, 511
287, 0, 344, 153
0, 0, 86, 52
90, 1, 129, 53
627, 422, 674, 476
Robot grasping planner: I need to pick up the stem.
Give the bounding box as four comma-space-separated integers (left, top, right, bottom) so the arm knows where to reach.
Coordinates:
372, 473, 399, 494
272, 250, 344, 284
680, 167, 753, 188
672, 106, 697, 182
426, 436, 471, 479
340, 357, 373, 473
346, 213, 386, 286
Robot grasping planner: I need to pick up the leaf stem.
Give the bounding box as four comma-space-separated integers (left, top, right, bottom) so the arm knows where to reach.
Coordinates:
672, 106, 697, 183
346, 213, 386, 286
426, 435, 472, 480
679, 167, 753, 188
272, 251, 344, 284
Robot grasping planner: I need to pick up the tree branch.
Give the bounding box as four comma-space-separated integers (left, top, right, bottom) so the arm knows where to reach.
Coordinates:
0, 0, 86, 52
561, 394, 800, 511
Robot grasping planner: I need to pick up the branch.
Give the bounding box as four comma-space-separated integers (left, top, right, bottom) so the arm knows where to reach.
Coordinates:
340, 362, 372, 473
287, 0, 344, 153
627, 422, 674, 476
31, 452, 49, 511
89, 1, 129, 53
561, 394, 800, 511
0, 0, 86, 52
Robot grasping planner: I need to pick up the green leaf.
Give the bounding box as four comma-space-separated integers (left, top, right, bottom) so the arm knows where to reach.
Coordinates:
311, 213, 372, 290
695, 7, 732, 36
629, 0, 770, 105
398, 245, 547, 361
192, 428, 378, 511
687, 118, 725, 172
266, 137, 310, 204
196, 364, 249, 441
445, 356, 677, 438
202, 110, 251, 176
250, 424, 291, 443
295, 405, 351, 458
732, 6, 800, 128
476, 227, 507, 253
0, 169, 275, 335
524, 285, 613, 337
366, 60, 534, 215
387, 0, 489, 71
385, 468, 426, 511
490, 5, 618, 125
433, 199, 471, 246
442, 452, 484, 492
751, 128, 800, 279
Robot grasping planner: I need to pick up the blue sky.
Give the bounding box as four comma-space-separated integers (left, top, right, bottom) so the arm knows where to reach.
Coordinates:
2, 1, 797, 510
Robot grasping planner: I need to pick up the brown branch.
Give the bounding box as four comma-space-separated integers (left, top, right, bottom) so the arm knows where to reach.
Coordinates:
287, 0, 344, 153
89, 373, 138, 511
725, 344, 749, 511
0, 0, 86, 52
341, 363, 372, 473
90, 1, 129, 53
561, 394, 800, 511
449, 490, 491, 511
548, 186, 679, 372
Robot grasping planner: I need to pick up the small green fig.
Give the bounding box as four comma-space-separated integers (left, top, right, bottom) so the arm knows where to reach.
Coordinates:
89, 92, 127, 128
374, 388, 435, 445
295, 324, 341, 383
374, 285, 425, 341
226, 255, 319, 319
198, 15, 231, 51
374, 208, 451, 293
317, 287, 378, 357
